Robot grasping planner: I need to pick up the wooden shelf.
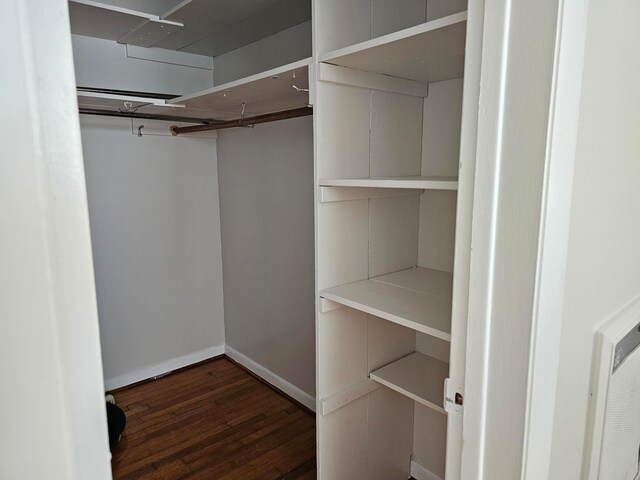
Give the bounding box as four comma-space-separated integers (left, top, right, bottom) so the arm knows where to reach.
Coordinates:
168, 59, 311, 121
320, 267, 452, 341
319, 176, 458, 190
370, 352, 448, 413
319, 12, 466, 83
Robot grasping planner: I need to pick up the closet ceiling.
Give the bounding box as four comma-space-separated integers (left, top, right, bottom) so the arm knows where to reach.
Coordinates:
68, 0, 311, 57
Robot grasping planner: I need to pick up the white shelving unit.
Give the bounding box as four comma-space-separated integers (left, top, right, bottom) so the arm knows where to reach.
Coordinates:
320, 267, 453, 341
370, 352, 449, 413
319, 12, 467, 83
319, 176, 458, 190
314, 1, 479, 478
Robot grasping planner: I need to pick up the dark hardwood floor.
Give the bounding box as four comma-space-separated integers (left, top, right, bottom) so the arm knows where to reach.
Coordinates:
108, 357, 316, 480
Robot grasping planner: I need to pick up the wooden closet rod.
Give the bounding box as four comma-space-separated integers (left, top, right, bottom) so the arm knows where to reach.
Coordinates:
79, 108, 214, 125
170, 106, 313, 135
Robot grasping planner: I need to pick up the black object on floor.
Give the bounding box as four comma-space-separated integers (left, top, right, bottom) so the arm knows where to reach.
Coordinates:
106, 402, 126, 452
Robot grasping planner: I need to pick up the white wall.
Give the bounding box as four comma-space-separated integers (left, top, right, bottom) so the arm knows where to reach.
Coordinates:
216, 116, 315, 399
80, 115, 225, 389
549, 0, 640, 477
72, 34, 213, 94
213, 21, 312, 85
0, 0, 111, 478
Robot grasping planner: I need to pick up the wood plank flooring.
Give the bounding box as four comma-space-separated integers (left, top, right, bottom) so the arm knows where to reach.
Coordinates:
108, 357, 316, 480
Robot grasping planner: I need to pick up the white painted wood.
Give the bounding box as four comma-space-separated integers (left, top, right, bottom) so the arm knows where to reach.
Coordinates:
418, 190, 457, 273
422, 78, 464, 177
370, 90, 423, 177
411, 459, 444, 480
368, 195, 420, 277
320, 267, 453, 341
442, 0, 484, 476
0, 0, 111, 477
313, 0, 371, 56
319, 298, 342, 313
104, 344, 224, 390
318, 186, 423, 203
414, 404, 449, 478
426, 0, 468, 22
319, 378, 381, 415
168, 59, 311, 121
225, 346, 316, 411
315, 82, 371, 179
318, 63, 429, 98
416, 333, 451, 364
319, 176, 458, 190
376, 267, 453, 299
319, 12, 467, 83
370, 352, 448, 413
366, 387, 414, 479
317, 200, 369, 289
317, 309, 368, 398
318, 396, 368, 479
520, 0, 589, 478
368, 315, 416, 371
68, 0, 182, 42
371, 0, 426, 38
460, 0, 561, 478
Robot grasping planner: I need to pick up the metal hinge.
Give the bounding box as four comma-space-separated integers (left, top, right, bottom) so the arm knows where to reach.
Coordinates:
444, 378, 464, 414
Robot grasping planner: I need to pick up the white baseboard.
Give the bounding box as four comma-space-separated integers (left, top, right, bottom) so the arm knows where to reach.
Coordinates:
411, 460, 443, 480
224, 345, 316, 412
104, 344, 225, 391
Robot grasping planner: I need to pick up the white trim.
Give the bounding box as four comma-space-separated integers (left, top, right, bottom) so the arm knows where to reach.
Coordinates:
411, 460, 443, 480
521, 0, 589, 478
317, 63, 429, 97
225, 345, 316, 412
104, 344, 225, 391
319, 378, 380, 415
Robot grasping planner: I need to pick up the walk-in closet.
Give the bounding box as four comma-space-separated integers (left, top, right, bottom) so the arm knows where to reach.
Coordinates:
66, 0, 481, 478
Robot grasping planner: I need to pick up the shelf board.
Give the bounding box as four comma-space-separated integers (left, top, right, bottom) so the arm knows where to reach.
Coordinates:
320, 267, 452, 341
68, 0, 182, 45
168, 58, 312, 121
319, 12, 467, 83
319, 176, 458, 190
370, 352, 448, 413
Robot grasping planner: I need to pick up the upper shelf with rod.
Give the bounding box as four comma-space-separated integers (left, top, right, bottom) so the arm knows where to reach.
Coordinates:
167, 58, 312, 122
76, 58, 312, 129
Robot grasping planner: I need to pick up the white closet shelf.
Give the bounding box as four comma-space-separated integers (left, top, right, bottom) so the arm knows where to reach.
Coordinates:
319, 176, 458, 190
370, 352, 448, 413
320, 267, 453, 341
69, 0, 183, 46
318, 11, 467, 83
168, 58, 312, 121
